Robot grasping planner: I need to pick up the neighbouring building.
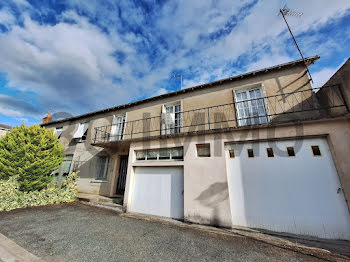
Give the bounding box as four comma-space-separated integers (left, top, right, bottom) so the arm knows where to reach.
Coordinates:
42, 56, 350, 240
0, 123, 12, 138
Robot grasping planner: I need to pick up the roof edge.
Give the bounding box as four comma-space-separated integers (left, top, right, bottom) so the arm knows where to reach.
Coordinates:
42, 55, 320, 126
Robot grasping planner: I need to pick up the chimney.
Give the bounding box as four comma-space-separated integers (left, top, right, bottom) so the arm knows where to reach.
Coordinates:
42, 112, 52, 124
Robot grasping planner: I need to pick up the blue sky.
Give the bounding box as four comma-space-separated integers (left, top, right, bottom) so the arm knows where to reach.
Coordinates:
0, 0, 349, 126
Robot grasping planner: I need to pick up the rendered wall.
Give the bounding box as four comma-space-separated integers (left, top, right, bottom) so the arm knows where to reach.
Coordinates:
0, 129, 8, 138
124, 117, 350, 228
43, 63, 313, 197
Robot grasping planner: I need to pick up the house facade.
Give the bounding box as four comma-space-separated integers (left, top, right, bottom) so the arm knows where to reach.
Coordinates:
42, 56, 350, 240
0, 123, 12, 138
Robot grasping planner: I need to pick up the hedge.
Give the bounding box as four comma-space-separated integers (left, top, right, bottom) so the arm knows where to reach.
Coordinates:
0, 172, 79, 211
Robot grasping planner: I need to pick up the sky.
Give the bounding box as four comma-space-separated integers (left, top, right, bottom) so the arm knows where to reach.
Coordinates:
0, 0, 349, 127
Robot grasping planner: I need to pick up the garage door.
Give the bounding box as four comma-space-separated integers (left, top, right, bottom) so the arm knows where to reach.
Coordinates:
226, 137, 350, 240
129, 166, 184, 219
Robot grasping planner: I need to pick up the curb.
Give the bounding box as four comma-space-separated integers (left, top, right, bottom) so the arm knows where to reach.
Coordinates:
79, 200, 125, 212
0, 233, 43, 262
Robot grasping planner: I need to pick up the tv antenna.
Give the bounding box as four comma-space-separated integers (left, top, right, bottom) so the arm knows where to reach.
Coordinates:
171, 74, 183, 90
279, 5, 313, 83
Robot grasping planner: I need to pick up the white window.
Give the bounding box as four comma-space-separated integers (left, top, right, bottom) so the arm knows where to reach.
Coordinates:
161, 102, 182, 135
110, 115, 125, 141
95, 156, 110, 180
234, 86, 269, 126
54, 127, 63, 138
135, 147, 183, 161
73, 123, 89, 140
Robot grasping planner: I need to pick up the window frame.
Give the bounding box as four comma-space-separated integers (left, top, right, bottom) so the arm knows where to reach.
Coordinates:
286, 146, 296, 157
161, 101, 182, 135
266, 147, 274, 158
233, 84, 270, 127
94, 156, 110, 181
311, 145, 322, 157
229, 149, 235, 158
54, 127, 63, 139
135, 147, 184, 161
247, 148, 254, 158
196, 143, 211, 157
53, 154, 73, 180
110, 114, 126, 141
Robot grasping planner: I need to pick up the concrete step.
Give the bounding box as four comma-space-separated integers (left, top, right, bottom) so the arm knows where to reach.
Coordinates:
81, 201, 125, 213
77, 193, 125, 212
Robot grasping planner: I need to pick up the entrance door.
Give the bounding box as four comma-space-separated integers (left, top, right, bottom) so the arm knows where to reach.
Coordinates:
116, 155, 128, 195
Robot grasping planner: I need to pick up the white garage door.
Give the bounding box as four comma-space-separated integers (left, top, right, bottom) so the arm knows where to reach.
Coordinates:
129, 166, 184, 219
226, 137, 350, 240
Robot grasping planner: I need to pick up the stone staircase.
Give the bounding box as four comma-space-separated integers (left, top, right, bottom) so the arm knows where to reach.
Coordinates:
77, 193, 125, 212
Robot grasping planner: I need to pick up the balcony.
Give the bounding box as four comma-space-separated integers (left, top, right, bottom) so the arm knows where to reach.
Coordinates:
92, 85, 349, 146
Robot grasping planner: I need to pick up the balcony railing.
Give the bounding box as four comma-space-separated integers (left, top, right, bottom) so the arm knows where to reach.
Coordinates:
93, 85, 349, 145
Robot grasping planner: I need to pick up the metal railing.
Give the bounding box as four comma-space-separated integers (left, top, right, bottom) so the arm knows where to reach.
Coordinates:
93, 85, 349, 144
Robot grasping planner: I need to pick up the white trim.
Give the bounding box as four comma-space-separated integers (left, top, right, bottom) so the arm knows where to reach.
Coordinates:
161, 101, 182, 135
54, 127, 63, 138
233, 84, 269, 126
73, 123, 89, 138
90, 179, 108, 183
110, 114, 125, 141
135, 147, 184, 161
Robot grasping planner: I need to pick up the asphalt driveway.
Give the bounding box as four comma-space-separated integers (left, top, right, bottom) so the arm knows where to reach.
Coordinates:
0, 202, 333, 262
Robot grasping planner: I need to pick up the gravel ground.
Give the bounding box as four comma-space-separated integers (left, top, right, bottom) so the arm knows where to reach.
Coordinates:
0, 202, 329, 262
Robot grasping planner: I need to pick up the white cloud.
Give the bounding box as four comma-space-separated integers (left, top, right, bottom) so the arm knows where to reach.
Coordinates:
0, 9, 15, 29
0, 107, 23, 117
0, 0, 349, 123
311, 59, 347, 88
0, 13, 136, 116
312, 68, 337, 88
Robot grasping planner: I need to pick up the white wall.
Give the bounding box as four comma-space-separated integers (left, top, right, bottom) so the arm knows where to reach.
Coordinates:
226, 138, 350, 240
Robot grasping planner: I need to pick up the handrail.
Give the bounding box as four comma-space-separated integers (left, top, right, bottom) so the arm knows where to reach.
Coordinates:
92, 85, 348, 144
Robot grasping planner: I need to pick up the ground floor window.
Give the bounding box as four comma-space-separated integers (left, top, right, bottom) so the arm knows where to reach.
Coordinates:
135, 147, 184, 161
53, 154, 73, 181
95, 156, 110, 180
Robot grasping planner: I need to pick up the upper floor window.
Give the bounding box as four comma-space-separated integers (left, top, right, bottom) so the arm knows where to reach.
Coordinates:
73, 122, 89, 142
110, 114, 125, 141
161, 102, 182, 135
54, 127, 63, 138
234, 86, 269, 126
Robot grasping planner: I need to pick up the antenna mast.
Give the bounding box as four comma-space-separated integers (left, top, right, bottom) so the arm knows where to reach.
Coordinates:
280, 5, 313, 83
172, 74, 183, 90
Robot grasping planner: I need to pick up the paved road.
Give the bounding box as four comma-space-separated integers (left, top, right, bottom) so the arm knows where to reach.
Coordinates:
0, 203, 328, 262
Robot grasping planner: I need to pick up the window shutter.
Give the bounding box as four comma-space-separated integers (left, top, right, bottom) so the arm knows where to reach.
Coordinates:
161, 104, 166, 134
110, 115, 125, 141
73, 123, 88, 138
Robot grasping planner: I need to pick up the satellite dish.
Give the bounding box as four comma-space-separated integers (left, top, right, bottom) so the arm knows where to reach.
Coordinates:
51, 112, 73, 121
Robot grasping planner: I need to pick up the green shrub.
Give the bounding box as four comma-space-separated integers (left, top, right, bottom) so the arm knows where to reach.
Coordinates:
0, 124, 64, 191
0, 172, 79, 211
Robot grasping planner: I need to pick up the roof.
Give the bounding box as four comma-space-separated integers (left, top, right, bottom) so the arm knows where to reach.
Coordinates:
0, 123, 12, 130
42, 55, 320, 126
